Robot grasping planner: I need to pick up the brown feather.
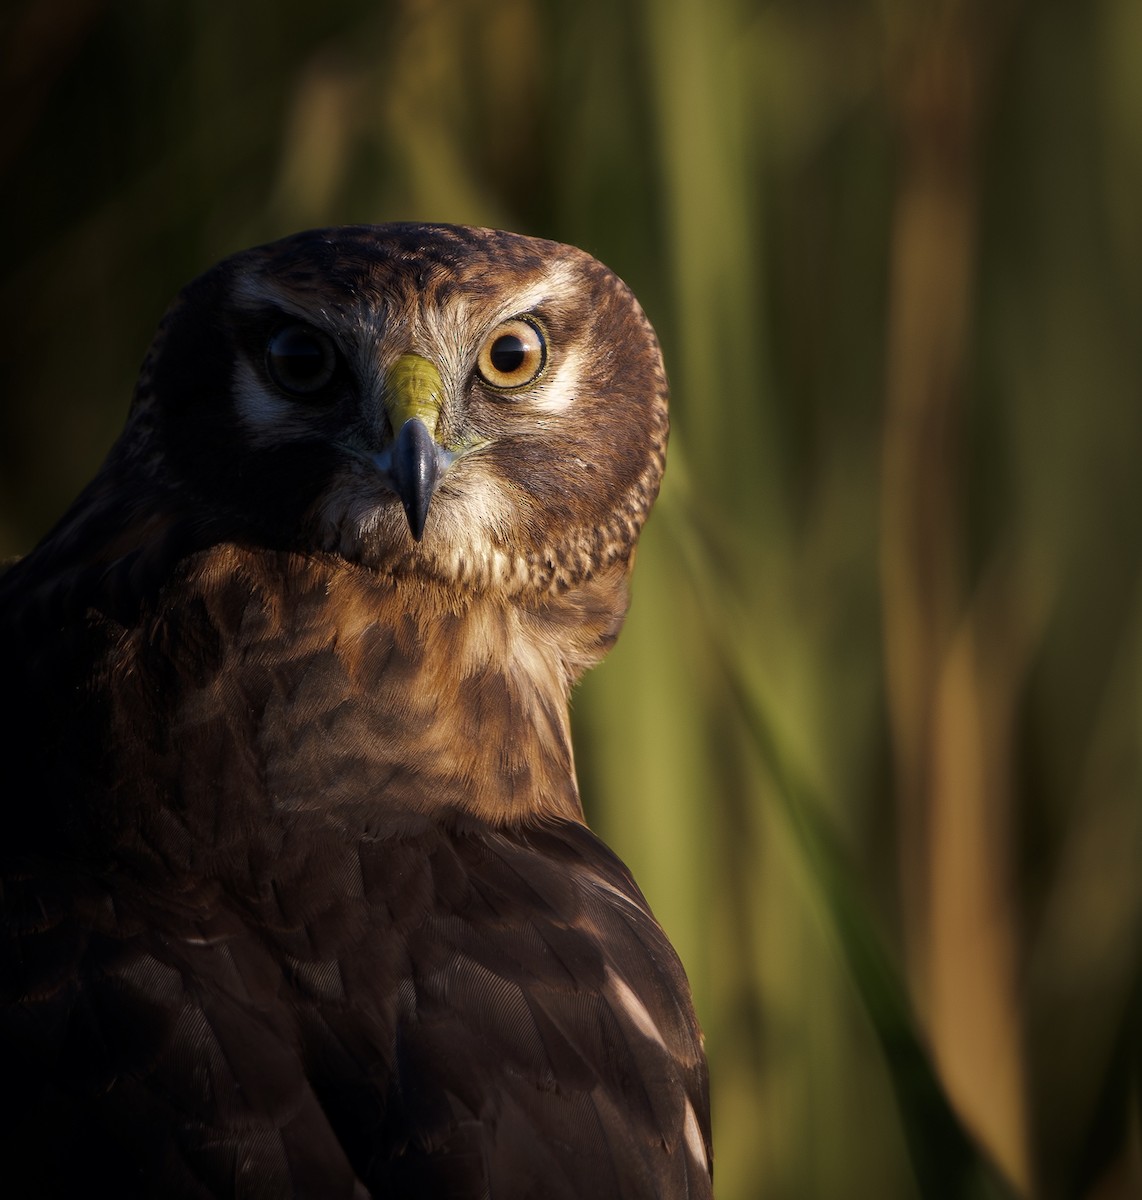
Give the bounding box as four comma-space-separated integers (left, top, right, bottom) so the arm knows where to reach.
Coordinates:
1, 224, 709, 1199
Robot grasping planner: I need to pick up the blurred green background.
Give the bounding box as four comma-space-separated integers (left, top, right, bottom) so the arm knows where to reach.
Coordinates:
2, 1, 1140, 1196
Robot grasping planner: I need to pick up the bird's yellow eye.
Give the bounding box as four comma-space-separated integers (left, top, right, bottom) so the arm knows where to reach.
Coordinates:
266, 324, 337, 395
476, 317, 547, 390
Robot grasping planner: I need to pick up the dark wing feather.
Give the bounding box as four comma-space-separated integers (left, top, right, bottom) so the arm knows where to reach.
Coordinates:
311, 819, 712, 1199
2, 815, 709, 1199
1, 860, 368, 1200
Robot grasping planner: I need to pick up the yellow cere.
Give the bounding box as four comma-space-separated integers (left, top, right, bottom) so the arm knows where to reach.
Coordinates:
385, 354, 445, 438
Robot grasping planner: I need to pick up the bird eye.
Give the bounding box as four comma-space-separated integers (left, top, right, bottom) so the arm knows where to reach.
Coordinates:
266, 324, 337, 395
476, 317, 547, 390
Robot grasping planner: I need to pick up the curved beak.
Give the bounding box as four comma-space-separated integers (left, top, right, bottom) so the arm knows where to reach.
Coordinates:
372, 354, 455, 541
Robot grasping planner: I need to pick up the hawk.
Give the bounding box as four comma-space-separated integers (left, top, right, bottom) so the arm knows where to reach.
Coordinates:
0, 224, 712, 1198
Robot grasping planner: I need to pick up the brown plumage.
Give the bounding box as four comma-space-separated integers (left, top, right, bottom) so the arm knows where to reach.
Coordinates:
0, 224, 711, 1198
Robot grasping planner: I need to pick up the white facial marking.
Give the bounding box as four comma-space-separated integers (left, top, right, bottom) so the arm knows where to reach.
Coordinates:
509, 261, 577, 316
233, 275, 345, 330
531, 343, 584, 415
232, 358, 305, 445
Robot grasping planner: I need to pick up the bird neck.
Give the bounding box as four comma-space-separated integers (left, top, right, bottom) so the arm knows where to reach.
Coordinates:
161, 546, 614, 829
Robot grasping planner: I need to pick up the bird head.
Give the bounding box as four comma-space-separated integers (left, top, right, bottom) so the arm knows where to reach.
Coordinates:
105, 225, 669, 620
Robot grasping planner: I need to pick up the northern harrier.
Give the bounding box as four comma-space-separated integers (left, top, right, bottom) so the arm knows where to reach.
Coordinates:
0, 224, 712, 1199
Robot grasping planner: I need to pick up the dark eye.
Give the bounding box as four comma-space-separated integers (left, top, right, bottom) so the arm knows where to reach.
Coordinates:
266, 324, 337, 395
476, 317, 547, 390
